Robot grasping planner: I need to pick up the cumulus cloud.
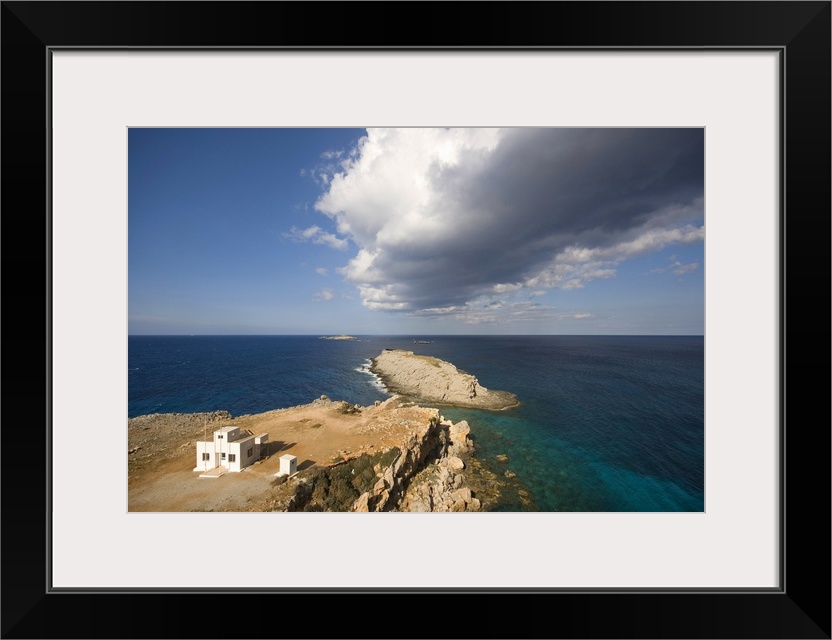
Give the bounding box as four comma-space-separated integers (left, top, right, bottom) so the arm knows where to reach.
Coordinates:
312, 128, 703, 313
314, 288, 334, 301
284, 225, 348, 250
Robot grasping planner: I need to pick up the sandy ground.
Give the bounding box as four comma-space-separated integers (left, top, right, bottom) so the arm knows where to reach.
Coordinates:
128, 398, 437, 512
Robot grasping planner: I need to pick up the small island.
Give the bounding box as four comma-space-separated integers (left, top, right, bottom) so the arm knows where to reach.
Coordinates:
370, 350, 519, 410
319, 334, 358, 341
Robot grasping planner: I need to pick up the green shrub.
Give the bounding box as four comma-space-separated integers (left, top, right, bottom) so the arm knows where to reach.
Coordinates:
283, 446, 404, 511
378, 447, 401, 469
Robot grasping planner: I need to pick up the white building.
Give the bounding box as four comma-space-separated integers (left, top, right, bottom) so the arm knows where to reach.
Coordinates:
276, 454, 297, 478
194, 426, 269, 473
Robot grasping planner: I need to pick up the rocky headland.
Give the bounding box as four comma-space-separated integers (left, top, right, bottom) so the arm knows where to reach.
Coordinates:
369, 349, 519, 410
128, 395, 533, 512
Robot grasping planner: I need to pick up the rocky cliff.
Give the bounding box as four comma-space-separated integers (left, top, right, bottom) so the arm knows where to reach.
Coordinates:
268, 396, 488, 512
369, 349, 519, 410
129, 394, 532, 512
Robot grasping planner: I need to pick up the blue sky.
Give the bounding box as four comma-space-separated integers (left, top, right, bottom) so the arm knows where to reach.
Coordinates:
128, 128, 704, 335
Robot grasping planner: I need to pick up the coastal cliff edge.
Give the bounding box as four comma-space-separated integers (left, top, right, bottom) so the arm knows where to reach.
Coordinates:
128, 395, 533, 512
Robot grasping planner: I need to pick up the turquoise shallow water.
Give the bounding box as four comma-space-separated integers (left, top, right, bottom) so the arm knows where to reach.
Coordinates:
129, 335, 704, 512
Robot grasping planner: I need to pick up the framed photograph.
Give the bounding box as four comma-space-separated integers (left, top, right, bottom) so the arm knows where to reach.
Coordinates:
3, 2, 829, 638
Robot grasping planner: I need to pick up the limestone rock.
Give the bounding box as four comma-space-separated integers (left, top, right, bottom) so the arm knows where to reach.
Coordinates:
451, 499, 467, 512
369, 350, 518, 410
448, 419, 473, 455
352, 492, 370, 512
452, 487, 472, 504
375, 490, 391, 511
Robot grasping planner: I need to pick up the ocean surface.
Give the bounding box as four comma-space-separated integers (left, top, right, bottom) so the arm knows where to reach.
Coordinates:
128, 335, 704, 512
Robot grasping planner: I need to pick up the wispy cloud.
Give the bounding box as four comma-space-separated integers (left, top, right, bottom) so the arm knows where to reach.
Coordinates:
649, 257, 701, 276
671, 261, 699, 275
527, 223, 704, 290
409, 296, 592, 326
284, 225, 348, 250
314, 288, 334, 302
315, 267, 328, 276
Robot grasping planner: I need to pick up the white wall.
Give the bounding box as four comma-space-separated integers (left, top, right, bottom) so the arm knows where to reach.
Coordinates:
196, 435, 259, 472
226, 437, 258, 471
226, 442, 242, 472
193, 441, 217, 472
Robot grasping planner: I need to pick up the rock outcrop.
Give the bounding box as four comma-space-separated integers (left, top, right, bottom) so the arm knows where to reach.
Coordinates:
369, 350, 519, 410
130, 396, 534, 512
270, 399, 485, 512
355, 412, 479, 512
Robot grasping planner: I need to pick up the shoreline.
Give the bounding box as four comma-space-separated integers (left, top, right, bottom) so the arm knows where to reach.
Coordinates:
369, 349, 520, 411
128, 396, 533, 512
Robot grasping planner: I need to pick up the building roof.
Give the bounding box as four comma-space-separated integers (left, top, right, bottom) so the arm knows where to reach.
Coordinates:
280, 454, 297, 462
196, 431, 258, 446
217, 426, 240, 434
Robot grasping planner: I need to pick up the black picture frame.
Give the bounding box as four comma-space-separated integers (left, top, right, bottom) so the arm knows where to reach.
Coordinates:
2, 2, 829, 638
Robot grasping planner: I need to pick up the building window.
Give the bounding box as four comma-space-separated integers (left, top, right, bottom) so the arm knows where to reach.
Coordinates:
247, 447, 253, 458
229, 454, 236, 463
218, 435, 223, 439
202, 453, 210, 461
221, 452, 226, 460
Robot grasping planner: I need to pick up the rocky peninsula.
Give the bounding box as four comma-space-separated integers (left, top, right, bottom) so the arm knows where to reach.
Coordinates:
128, 395, 533, 512
369, 349, 519, 410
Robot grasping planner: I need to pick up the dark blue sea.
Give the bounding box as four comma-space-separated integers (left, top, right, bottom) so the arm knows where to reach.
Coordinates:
128, 335, 704, 512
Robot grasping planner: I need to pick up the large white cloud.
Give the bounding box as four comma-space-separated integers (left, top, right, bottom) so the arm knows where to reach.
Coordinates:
311, 128, 704, 316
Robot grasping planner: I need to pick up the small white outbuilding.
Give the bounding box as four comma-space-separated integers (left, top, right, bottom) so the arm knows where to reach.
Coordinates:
275, 454, 298, 478
194, 426, 268, 474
